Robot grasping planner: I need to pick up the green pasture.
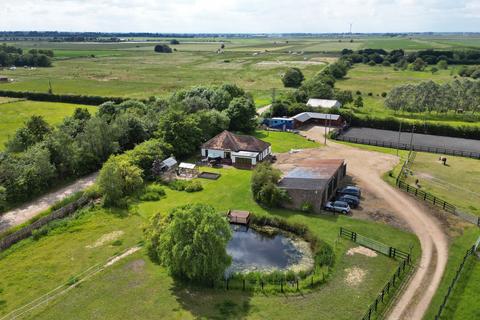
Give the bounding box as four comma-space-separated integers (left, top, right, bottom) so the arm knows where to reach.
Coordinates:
405, 153, 480, 216
0, 100, 97, 150
0, 167, 419, 319
425, 227, 480, 320
254, 130, 320, 153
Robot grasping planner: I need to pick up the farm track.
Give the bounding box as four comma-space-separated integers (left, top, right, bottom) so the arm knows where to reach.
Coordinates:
276, 126, 448, 320
0, 172, 98, 233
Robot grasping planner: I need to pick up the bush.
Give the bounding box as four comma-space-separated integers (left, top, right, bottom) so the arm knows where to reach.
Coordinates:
356, 90, 362, 95
32, 227, 49, 240
301, 202, 314, 213
282, 68, 305, 88
185, 180, 203, 192
140, 192, 161, 201
381, 92, 387, 98
154, 44, 172, 53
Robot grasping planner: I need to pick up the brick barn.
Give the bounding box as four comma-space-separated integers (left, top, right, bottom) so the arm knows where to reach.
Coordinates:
278, 159, 346, 213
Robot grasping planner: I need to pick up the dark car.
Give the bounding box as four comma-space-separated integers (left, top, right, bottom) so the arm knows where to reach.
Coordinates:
325, 201, 351, 214
337, 185, 361, 198
337, 194, 360, 208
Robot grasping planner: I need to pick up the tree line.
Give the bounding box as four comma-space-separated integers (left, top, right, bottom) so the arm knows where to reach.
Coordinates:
0, 44, 53, 67
385, 79, 480, 113
267, 61, 353, 117
0, 83, 257, 211
340, 48, 480, 69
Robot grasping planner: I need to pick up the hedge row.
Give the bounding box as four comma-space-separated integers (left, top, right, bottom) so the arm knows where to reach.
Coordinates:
0, 90, 126, 105
337, 110, 480, 140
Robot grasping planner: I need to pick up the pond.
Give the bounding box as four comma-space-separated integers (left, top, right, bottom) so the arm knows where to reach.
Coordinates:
225, 225, 314, 276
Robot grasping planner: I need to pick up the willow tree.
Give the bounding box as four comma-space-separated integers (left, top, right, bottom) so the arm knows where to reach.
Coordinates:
146, 204, 232, 283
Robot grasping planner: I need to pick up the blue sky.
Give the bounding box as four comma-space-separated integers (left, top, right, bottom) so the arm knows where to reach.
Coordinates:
0, 0, 479, 33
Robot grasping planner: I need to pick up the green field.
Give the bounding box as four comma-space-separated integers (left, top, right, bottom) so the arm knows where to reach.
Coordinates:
0, 167, 420, 319
425, 228, 480, 320
254, 130, 320, 153
0, 100, 97, 149
404, 153, 480, 216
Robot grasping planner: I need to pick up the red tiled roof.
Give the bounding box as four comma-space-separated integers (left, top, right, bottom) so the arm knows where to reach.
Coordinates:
202, 131, 270, 153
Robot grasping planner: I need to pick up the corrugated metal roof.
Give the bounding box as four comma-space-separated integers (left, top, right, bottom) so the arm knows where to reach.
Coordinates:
161, 156, 177, 168
292, 112, 340, 123
307, 99, 341, 108
179, 162, 196, 169
278, 177, 328, 190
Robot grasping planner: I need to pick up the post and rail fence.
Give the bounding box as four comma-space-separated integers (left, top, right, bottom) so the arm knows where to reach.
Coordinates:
339, 228, 413, 320
394, 150, 480, 227
434, 236, 480, 320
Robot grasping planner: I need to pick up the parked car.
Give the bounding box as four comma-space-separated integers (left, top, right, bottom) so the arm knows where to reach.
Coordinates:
337, 185, 361, 198
325, 201, 351, 214
336, 194, 360, 208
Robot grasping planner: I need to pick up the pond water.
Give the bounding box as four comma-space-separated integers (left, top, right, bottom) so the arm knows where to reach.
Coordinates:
225, 225, 313, 276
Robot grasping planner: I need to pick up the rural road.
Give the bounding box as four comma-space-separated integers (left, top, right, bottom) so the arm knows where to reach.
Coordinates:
0, 172, 98, 233
276, 126, 449, 320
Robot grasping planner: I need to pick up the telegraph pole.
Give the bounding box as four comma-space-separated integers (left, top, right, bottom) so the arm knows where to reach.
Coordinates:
409, 125, 416, 152
396, 122, 402, 157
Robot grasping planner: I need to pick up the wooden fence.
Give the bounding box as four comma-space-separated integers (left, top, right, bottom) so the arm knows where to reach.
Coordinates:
434, 238, 479, 320
339, 228, 412, 320
0, 195, 91, 252
334, 135, 480, 160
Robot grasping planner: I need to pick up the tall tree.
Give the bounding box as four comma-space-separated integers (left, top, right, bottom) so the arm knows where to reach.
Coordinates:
146, 204, 232, 283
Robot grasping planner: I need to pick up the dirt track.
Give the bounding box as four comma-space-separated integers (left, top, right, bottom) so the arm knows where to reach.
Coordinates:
276, 126, 448, 320
0, 172, 98, 232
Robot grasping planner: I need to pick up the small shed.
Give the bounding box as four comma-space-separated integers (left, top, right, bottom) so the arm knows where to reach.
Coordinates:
177, 162, 198, 178
161, 156, 177, 171
227, 210, 251, 225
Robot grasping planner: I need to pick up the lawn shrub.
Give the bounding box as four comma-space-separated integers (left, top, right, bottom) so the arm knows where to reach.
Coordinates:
140, 192, 161, 201
185, 180, 203, 192
301, 202, 314, 213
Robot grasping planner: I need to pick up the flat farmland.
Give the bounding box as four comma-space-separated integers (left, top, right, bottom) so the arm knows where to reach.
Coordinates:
0, 42, 328, 104
0, 100, 97, 149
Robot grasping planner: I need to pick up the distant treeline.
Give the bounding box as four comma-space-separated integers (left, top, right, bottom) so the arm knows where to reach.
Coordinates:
0, 90, 126, 105
0, 44, 52, 67
341, 48, 480, 66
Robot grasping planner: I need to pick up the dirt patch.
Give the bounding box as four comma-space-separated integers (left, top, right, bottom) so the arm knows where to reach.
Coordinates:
86, 230, 124, 249
104, 246, 141, 268
125, 259, 146, 273
347, 246, 378, 257
344, 267, 366, 286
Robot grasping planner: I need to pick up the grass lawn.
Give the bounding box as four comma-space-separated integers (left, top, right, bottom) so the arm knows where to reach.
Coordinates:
424, 227, 480, 320
0, 100, 97, 150
0, 167, 420, 319
405, 153, 480, 216
254, 130, 320, 153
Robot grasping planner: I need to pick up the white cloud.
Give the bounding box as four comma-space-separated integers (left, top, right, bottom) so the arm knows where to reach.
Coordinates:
0, 0, 478, 32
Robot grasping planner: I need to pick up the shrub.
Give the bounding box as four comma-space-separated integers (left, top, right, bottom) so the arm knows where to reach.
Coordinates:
32, 227, 49, 240
185, 180, 203, 192
368, 92, 373, 96
167, 179, 188, 191
356, 90, 362, 95
282, 68, 305, 88
301, 202, 314, 213
154, 44, 172, 53
140, 192, 161, 201
381, 92, 387, 98
112, 239, 123, 246
146, 184, 166, 196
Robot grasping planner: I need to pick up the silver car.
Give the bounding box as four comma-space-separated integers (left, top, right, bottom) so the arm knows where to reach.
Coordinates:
325, 201, 351, 214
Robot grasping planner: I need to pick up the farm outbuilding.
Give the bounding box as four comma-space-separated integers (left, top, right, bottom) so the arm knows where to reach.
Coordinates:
0, 76, 10, 82
306, 99, 342, 109
291, 112, 344, 128
201, 130, 271, 169
278, 159, 346, 213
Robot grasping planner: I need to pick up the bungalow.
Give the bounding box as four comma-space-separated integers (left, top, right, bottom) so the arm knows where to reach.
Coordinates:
306, 99, 342, 109
201, 130, 271, 168
278, 159, 347, 213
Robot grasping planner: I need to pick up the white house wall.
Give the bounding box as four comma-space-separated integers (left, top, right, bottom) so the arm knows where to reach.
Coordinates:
202, 149, 225, 158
